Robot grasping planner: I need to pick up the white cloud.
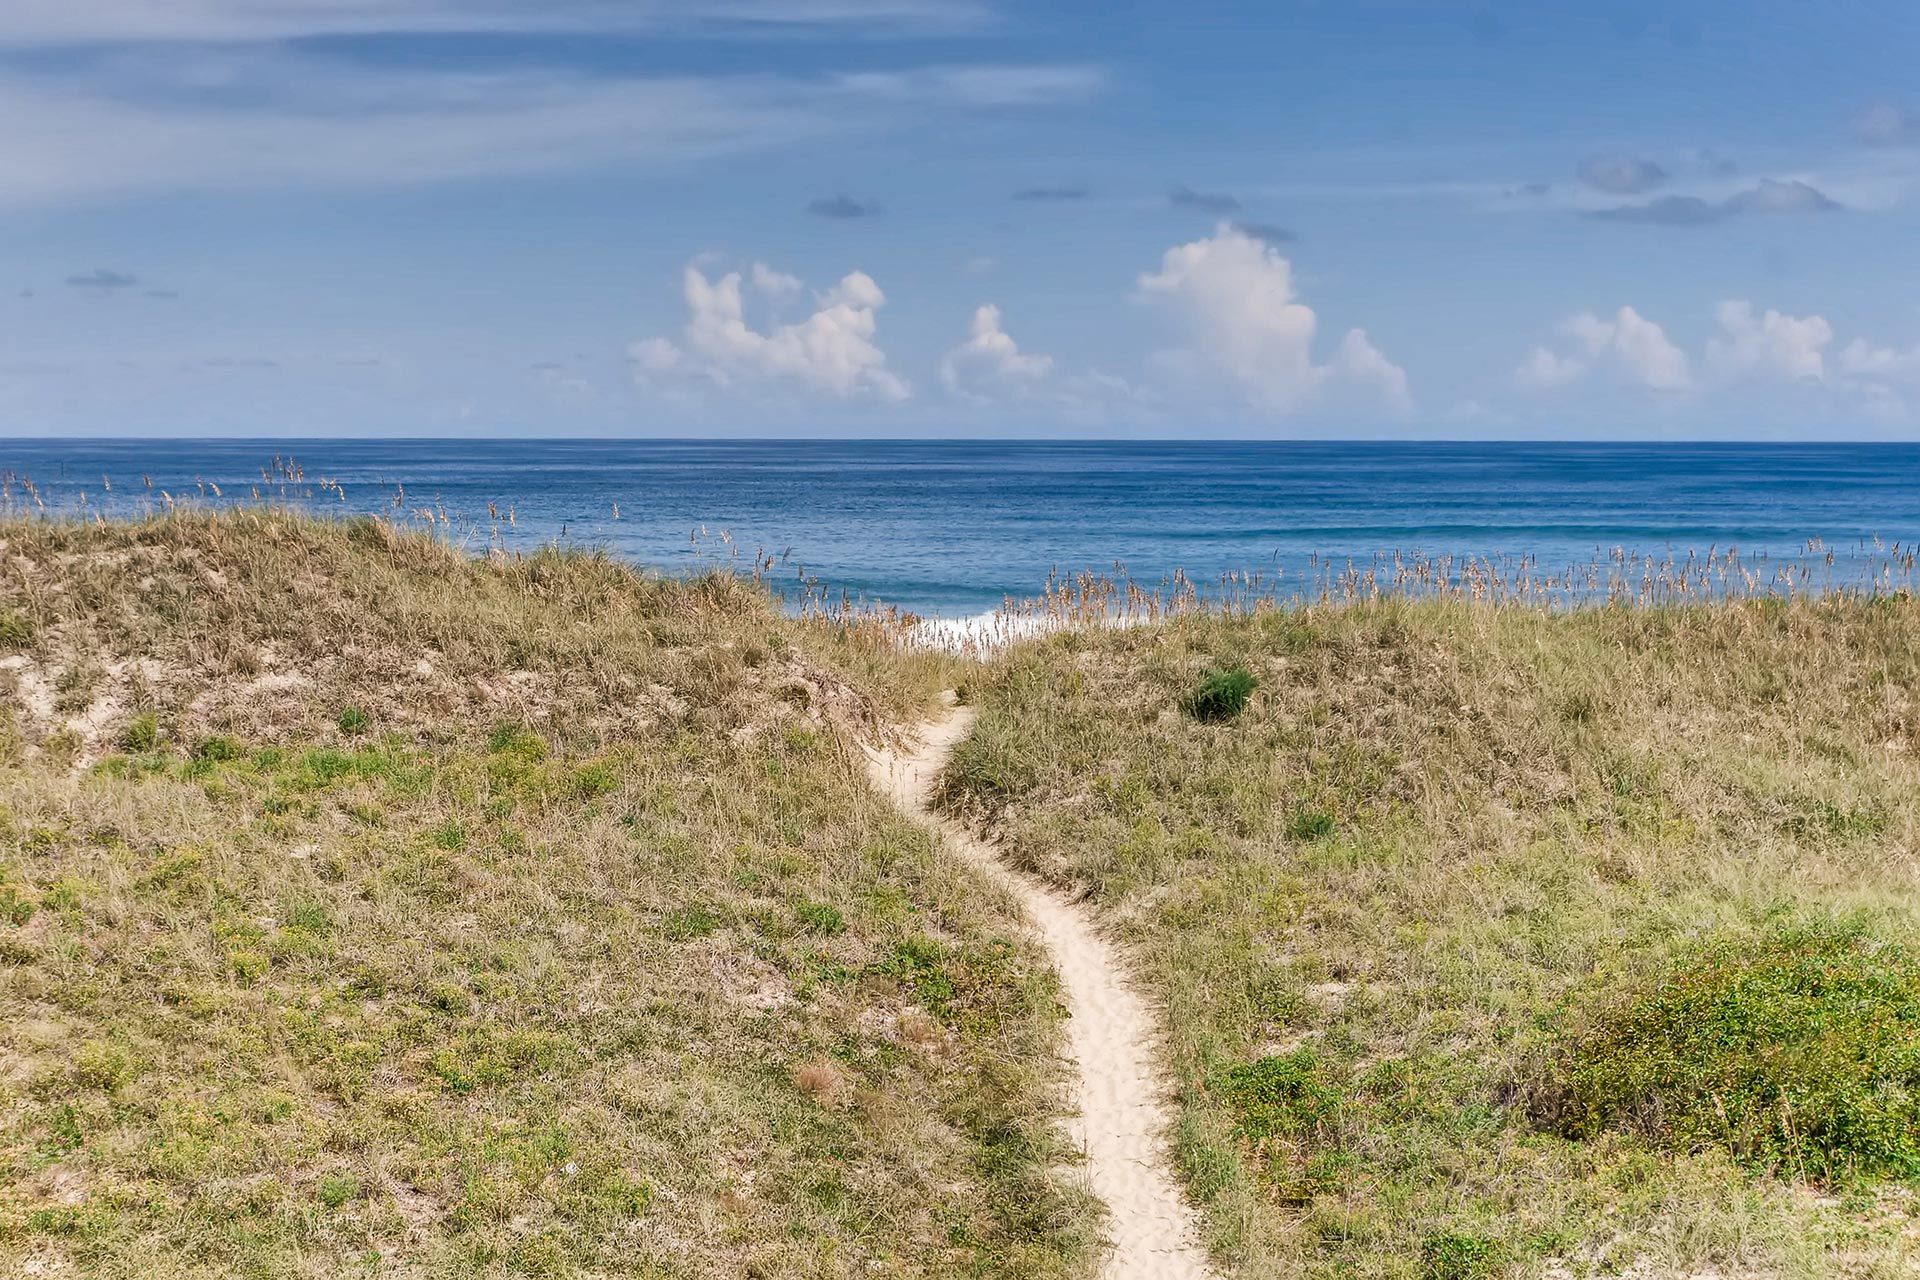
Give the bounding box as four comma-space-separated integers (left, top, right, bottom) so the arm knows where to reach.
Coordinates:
0, 48, 1103, 205
1704, 300, 1832, 383
1516, 306, 1691, 392
1136, 223, 1411, 415
940, 304, 1052, 402
750, 263, 804, 302
1520, 301, 1838, 396
830, 64, 1106, 107
1840, 337, 1920, 383
1838, 336, 1920, 420
936, 304, 1143, 422
0, 0, 990, 44
633, 260, 909, 402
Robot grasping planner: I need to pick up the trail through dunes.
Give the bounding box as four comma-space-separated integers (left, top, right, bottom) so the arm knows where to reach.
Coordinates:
864, 694, 1216, 1280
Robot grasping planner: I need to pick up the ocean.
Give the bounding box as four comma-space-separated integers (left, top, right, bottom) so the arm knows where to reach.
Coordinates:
4, 439, 1918, 618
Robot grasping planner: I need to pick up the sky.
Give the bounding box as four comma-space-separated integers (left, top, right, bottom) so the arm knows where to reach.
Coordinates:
5, 0, 1920, 439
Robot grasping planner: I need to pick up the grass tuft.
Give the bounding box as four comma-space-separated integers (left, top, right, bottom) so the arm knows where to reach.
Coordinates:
1184, 664, 1257, 722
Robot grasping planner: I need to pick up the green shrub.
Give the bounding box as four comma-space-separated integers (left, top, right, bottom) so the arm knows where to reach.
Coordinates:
1184, 665, 1257, 723
337, 707, 370, 735
1540, 920, 1920, 1181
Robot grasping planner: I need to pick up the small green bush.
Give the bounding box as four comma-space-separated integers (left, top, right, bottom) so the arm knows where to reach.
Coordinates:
1185, 665, 1257, 723
337, 707, 370, 735
1541, 920, 1920, 1181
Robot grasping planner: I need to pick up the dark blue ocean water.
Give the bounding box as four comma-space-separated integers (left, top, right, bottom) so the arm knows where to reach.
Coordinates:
3, 439, 1917, 617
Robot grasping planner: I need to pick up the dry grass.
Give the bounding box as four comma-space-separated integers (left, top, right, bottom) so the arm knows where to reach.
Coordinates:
11, 503, 1920, 1280
0, 511, 1097, 1278
944, 596, 1920, 1278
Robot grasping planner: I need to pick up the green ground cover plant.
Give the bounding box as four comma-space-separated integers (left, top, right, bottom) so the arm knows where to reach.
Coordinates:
1540, 918, 1920, 1182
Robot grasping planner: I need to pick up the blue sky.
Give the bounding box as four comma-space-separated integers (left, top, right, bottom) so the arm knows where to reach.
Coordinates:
5, 0, 1920, 438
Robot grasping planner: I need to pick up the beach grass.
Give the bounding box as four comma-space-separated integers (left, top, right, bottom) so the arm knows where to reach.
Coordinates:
7, 504, 1920, 1278
942, 596, 1920, 1277
0, 511, 1097, 1278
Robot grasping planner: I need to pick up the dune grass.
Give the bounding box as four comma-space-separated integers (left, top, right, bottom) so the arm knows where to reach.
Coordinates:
0, 512, 1098, 1278
10, 506, 1920, 1279
943, 597, 1920, 1277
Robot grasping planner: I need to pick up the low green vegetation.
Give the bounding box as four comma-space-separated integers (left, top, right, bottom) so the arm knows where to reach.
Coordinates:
0, 512, 1097, 1279
10, 507, 1920, 1278
1184, 664, 1257, 723
948, 600, 1920, 1276
1541, 918, 1920, 1182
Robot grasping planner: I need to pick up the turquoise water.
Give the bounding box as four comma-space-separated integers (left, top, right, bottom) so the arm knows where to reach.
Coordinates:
3, 439, 1917, 616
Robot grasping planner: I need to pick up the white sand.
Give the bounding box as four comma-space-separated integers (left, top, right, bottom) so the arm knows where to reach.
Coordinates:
865, 695, 1216, 1280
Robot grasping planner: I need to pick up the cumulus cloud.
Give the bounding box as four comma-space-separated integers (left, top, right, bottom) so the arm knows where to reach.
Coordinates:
940, 304, 1052, 401
1840, 337, 1920, 384
1517, 306, 1692, 392
1579, 154, 1667, 194
937, 302, 1140, 421
750, 262, 803, 300
1704, 301, 1832, 383
631, 259, 908, 402
808, 194, 881, 219
1518, 300, 1839, 397
1590, 178, 1842, 225
1169, 184, 1241, 215
1137, 223, 1410, 415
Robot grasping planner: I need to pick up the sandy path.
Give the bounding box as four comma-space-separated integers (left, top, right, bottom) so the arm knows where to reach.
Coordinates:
864, 696, 1216, 1280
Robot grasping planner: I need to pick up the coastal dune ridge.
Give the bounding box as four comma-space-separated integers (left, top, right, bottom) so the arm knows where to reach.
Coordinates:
2, 502, 1919, 1279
